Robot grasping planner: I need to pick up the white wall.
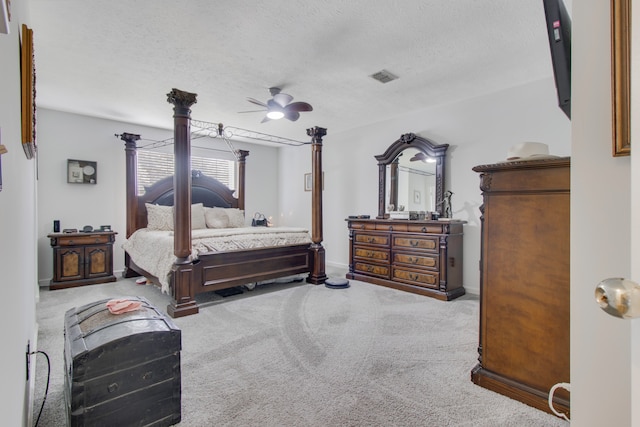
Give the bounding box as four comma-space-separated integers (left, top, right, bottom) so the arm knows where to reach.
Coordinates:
281, 77, 571, 294
36, 108, 282, 283
0, 1, 39, 425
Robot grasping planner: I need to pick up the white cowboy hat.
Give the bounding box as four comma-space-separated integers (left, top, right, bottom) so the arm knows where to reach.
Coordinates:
506, 142, 558, 161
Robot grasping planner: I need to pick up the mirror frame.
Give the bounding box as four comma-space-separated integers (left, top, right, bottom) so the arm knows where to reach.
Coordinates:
375, 133, 448, 219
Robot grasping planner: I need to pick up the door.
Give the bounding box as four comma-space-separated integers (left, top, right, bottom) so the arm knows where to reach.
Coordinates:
571, 0, 633, 425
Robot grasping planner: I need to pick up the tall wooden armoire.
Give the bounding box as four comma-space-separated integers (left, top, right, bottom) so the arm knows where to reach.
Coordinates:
471, 157, 570, 417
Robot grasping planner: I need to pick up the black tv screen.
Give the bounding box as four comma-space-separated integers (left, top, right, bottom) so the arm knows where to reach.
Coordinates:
543, 0, 571, 119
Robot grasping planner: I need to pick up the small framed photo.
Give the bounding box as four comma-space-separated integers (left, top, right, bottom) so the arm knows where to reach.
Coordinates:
304, 173, 312, 191
304, 172, 324, 192
67, 159, 97, 184
414, 190, 421, 204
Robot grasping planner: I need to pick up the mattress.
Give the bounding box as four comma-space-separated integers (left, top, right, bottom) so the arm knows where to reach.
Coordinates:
122, 226, 312, 293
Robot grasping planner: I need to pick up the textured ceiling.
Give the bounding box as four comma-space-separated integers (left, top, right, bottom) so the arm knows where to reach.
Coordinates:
29, 0, 563, 143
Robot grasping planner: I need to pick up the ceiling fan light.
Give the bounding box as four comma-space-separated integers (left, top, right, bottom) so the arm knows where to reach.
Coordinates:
266, 110, 285, 120
426, 157, 436, 163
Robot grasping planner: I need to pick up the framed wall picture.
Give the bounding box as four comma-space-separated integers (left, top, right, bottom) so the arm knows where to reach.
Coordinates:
611, 0, 630, 156
20, 24, 36, 159
304, 172, 324, 191
67, 159, 97, 184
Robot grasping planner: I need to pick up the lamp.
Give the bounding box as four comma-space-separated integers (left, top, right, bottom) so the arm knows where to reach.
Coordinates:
266, 110, 285, 120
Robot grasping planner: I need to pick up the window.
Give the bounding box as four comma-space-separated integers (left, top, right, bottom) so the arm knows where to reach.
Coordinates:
137, 150, 235, 195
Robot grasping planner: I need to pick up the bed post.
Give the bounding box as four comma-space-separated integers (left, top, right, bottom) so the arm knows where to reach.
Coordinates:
306, 126, 328, 285
166, 88, 199, 318
120, 132, 141, 278
236, 149, 249, 210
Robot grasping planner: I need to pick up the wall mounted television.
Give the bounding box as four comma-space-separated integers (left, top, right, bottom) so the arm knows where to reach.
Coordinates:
543, 0, 571, 119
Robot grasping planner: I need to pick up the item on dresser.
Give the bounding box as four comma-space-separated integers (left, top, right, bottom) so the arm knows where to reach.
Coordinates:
346, 218, 465, 301
471, 157, 570, 417
62, 228, 77, 233
389, 211, 410, 220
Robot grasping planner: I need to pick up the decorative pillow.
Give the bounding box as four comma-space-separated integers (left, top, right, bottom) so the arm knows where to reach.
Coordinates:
146, 203, 174, 231
204, 207, 229, 229
225, 208, 246, 228
191, 203, 207, 229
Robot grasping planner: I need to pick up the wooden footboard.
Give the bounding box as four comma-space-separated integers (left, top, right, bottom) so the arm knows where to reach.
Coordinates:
167, 244, 313, 318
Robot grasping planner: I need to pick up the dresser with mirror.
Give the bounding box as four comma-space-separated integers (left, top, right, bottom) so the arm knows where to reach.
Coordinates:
346, 133, 465, 300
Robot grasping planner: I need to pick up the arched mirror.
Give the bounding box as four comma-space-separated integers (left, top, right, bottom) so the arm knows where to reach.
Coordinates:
375, 133, 448, 219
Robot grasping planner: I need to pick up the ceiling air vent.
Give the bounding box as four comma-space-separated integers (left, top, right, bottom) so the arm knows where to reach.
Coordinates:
370, 69, 398, 84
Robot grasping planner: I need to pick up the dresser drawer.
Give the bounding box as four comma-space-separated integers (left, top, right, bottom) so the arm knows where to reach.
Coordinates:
392, 234, 439, 252
354, 261, 390, 279
393, 267, 439, 289
57, 234, 111, 246
353, 232, 390, 247
393, 252, 438, 270
354, 246, 390, 263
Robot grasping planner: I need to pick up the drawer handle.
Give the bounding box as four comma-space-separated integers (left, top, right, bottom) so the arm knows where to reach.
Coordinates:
367, 237, 375, 243
68, 240, 74, 245
409, 240, 419, 247
409, 273, 420, 281
95, 239, 101, 243
409, 257, 419, 264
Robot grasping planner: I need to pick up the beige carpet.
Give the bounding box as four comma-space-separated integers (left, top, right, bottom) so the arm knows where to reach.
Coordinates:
33, 273, 568, 426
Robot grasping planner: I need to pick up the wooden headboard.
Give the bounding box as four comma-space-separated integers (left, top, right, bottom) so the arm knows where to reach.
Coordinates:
134, 170, 240, 230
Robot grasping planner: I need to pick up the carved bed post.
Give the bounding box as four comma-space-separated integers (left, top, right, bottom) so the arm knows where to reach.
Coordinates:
167, 88, 197, 262
306, 126, 327, 285
120, 132, 141, 238
120, 132, 141, 278
166, 88, 199, 318
389, 158, 399, 210
236, 149, 249, 210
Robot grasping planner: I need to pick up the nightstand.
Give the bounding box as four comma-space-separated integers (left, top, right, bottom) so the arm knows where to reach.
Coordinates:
47, 231, 117, 290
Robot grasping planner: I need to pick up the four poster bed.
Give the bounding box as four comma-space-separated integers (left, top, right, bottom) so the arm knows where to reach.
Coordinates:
120, 89, 327, 318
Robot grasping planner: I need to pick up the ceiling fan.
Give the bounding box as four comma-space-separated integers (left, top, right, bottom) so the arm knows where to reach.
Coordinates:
241, 87, 313, 123
409, 152, 436, 163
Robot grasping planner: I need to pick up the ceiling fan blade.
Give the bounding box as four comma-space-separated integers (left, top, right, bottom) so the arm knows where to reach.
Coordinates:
273, 93, 293, 107
410, 152, 427, 162
285, 101, 313, 112
238, 109, 266, 113
284, 110, 301, 121
247, 97, 268, 108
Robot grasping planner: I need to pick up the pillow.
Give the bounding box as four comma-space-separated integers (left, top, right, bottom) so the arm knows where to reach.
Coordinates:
204, 207, 229, 229
146, 203, 174, 231
191, 203, 207, 229
225, 208, 246, 228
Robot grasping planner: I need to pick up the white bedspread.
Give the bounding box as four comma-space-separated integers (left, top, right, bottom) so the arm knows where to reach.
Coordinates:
122, 227, 312, 294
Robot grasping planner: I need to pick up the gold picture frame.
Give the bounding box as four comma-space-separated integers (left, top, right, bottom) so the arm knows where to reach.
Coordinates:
20, 23, 36, 159
612, 0, 630, 157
